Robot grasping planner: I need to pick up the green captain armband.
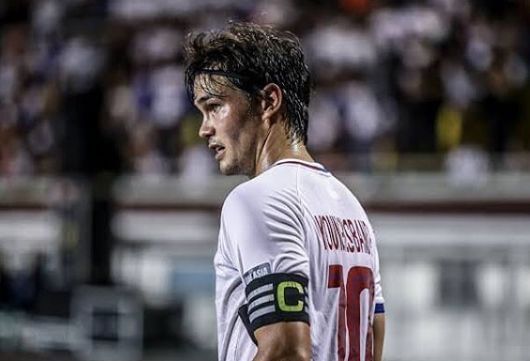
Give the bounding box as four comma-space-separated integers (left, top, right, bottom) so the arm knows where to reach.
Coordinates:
242, 273, 310, 333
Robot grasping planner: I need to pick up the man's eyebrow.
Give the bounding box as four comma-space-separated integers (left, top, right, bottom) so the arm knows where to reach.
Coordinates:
194, 94, 213, 105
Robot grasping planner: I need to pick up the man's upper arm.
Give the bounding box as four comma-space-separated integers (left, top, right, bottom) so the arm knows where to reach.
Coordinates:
222, 186, 311, 357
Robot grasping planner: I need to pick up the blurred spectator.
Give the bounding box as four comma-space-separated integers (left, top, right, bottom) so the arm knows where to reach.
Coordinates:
340, 78, 386, 170
307, 90, 342, 153
177, 113, 217, 181
445, 145, 490, 186
126, 122, 169, 175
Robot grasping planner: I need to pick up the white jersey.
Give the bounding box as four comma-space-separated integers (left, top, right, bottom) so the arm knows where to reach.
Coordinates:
214, 159, 384, 361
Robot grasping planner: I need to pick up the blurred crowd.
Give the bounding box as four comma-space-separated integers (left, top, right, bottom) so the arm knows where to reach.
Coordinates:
1, 0, 530, 178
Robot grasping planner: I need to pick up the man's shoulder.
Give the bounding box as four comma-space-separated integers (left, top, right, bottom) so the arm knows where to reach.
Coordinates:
222, 167, 298, 214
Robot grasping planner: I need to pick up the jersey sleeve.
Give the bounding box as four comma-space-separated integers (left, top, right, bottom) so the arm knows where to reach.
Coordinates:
220, 185, 310, 333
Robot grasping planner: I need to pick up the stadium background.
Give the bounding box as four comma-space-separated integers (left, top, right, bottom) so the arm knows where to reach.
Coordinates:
0, 0, 529, 360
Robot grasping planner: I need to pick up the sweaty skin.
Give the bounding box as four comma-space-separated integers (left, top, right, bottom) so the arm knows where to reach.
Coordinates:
194, 75, 314, 178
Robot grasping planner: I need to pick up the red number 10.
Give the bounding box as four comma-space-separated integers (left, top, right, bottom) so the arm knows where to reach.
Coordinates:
328, 265, 374, 361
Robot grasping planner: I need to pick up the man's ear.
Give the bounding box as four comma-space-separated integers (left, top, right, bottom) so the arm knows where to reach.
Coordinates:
260, 83, 283, 125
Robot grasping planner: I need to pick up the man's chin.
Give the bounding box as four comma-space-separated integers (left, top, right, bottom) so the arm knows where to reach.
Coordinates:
219, 160, 243, 176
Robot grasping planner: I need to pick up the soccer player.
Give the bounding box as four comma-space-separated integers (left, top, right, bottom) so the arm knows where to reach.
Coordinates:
184, 22, 385, 361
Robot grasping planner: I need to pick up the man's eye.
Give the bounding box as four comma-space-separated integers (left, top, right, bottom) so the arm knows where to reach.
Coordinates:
207, 103, 222, 112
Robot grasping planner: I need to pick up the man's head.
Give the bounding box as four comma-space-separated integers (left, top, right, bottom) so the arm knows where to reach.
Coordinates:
184, 22, 311, 176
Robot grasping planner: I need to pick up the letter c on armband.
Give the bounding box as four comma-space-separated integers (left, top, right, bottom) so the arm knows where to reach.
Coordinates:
277, 281, 304, 312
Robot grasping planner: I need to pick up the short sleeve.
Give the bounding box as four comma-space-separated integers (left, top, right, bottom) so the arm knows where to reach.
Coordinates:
221, 186, 310, 280
220, 185, 311, 333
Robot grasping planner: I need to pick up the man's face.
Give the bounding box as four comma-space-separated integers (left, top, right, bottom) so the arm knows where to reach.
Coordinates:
194, 75, 262, 176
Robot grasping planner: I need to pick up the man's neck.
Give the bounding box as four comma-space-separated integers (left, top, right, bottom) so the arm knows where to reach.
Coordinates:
251, 123, 314, 178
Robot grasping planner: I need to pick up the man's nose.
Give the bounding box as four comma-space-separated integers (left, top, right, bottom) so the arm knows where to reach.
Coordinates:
199, 117, 214, 139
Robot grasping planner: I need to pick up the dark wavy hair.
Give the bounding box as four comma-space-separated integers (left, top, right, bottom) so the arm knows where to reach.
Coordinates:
184, 22, 311, 144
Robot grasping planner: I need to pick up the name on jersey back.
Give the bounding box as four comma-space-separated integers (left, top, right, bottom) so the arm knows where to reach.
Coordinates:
313, 215, 372, 255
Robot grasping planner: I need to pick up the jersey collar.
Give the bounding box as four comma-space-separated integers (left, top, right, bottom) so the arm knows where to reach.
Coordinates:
273, 158, 329, 173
